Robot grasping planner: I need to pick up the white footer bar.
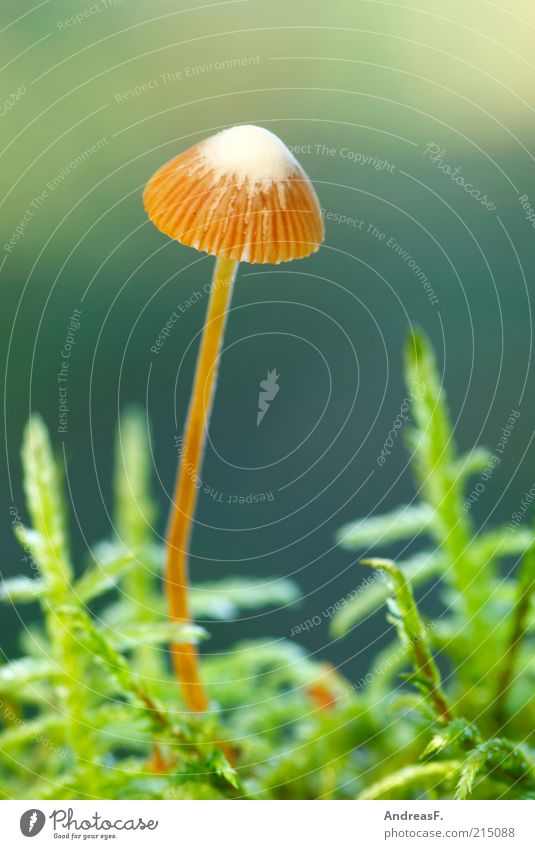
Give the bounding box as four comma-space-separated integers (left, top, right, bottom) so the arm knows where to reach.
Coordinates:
2, 799, 532, 848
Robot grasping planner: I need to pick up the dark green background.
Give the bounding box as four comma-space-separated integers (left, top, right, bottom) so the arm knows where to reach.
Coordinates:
2, 0, 534, 677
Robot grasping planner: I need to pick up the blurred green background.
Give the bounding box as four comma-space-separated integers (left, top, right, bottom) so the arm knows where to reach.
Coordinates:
2, 0, 535, 677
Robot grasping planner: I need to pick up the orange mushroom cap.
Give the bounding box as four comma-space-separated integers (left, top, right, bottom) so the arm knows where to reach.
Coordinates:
143, 125, 324, 265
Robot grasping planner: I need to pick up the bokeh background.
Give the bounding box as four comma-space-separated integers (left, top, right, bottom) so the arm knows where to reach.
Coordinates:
2, 0, 535, 680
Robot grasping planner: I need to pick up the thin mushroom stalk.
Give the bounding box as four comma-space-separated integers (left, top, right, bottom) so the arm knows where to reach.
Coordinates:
144, 125, 324, 711
165, 255, 237, 712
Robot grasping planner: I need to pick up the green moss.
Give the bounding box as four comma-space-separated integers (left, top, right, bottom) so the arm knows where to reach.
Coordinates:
1, 331, 534, 799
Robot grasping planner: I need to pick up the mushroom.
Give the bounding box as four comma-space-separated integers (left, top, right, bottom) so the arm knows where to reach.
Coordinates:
144, 124, 324, 711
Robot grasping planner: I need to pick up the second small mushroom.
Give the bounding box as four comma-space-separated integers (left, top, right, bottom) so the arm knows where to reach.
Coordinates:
144, 124, 324, 712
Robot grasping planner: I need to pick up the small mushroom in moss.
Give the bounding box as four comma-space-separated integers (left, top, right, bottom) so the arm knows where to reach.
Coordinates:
144, 124, 324, 711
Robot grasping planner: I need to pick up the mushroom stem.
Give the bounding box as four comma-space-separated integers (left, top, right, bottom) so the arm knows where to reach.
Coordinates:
165, 255, 238, 712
